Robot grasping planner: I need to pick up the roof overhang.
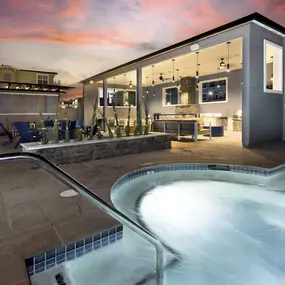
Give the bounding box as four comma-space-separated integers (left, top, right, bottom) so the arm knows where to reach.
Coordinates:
80, 12, 285, 84
0, 81, 74, 95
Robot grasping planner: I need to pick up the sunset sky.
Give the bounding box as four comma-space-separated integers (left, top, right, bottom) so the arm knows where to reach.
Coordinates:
0, 0, 284, 85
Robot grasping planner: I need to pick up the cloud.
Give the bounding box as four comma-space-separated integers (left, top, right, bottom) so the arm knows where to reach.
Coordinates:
0, 0, 285, 84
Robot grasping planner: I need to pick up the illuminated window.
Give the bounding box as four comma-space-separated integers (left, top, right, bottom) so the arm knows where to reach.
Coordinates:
264, 40, 283, 93
200, 78, 227, 103
163, 87, 179, 105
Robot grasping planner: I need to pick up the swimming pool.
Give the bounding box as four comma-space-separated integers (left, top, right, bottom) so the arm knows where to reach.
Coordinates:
111, 163, 285, 285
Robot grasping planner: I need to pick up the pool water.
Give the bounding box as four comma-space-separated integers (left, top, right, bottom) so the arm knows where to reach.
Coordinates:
139, 180, 285, 285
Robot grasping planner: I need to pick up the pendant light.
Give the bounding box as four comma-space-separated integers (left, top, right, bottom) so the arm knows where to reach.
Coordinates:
152, 65, 155, 96
227, 42, 231, 72
196, 79, 199, 91
142, 84, 145, 98
152, 65, 155, 86
176, 69, 179, 88
146, 77, 149, 94
196, 52, 199, 78
220, 58, 226, 69
123, 74, 126, 91
172, 59, 175, 82
217, 68, 220, 88
113, 77, 116, 93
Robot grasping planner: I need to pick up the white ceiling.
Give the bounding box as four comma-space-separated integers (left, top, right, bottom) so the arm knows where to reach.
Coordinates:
104, 37, 243, 86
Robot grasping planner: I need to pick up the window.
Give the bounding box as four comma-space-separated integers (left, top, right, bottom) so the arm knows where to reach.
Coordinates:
264, 40, 283, 93
98, 88, 136, 107
200, 79, 227, 103
37, 74, 49, 85
164, 87, 179, 105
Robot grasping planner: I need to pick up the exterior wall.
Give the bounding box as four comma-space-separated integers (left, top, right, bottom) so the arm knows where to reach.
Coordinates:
0, 94, 58, 126
0, 68, 56, 84
18, 71, 55, 84
0, 68, 59, 126
242, 23, 284, 147
0, 68, 18, 81
198, 69, 242, 117
144, 69, 242, 118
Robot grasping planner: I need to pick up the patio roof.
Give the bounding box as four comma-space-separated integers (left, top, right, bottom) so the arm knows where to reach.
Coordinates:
0, 81, 74, 95
80, 12, 285, 84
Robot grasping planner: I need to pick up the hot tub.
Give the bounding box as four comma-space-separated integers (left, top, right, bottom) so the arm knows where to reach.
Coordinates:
111, 163, 285, 285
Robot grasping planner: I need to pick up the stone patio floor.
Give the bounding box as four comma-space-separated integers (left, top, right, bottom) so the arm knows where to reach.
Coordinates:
2, 131, 285, 284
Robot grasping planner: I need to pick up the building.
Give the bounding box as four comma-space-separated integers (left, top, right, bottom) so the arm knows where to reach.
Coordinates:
81, 13, 285, 147
0, 65, 73, 125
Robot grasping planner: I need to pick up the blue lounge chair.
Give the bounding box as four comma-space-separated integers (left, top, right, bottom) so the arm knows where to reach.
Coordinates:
14, 122, 41, 148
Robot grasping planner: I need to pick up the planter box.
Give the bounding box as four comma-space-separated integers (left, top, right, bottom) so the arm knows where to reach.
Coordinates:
21, 133, 172, 164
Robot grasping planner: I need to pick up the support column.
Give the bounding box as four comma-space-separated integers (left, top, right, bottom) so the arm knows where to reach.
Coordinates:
103, 78, 107, 131
136, 67, 143, 133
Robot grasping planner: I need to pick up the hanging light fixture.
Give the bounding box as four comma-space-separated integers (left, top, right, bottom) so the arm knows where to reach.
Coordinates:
142, 84, 145, 98
217, 67, 220, 88
220, 58, 226, 69
113, 77, 116, 93
129, 81, 133, 88
123, 74, 126, 91
196, 52, 199, 78
226, 42, 231, 72
152, 65, 156, 96
176, 69, 179, 88
172, 59, 175, 82
146, 77, 149, 94
196, 79, 200, 91
152, 65, 155, 86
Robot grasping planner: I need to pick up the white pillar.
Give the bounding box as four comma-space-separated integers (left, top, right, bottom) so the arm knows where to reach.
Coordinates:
136, 67, 143, 124
103, 78, 108, 131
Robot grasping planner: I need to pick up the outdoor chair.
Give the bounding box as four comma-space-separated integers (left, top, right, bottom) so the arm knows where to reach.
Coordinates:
0, 123, 18, 146
83, 124, 103, 139
13, 122, 41, 148
44, 120, 54, 127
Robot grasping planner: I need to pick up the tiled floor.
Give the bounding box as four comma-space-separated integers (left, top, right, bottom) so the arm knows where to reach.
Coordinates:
2, 131, 285, 284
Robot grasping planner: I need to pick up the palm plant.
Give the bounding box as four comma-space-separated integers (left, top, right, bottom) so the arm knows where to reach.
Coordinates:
144, 102, 149, 135
97, 109, 113, 138
38, 105, 48, 144
125, 103, 131, 136
89, 101, 98, 140
112, 102, 121, 137
64, 111, 70, 142
135, 101, 142, 135
53, 104, 60, 143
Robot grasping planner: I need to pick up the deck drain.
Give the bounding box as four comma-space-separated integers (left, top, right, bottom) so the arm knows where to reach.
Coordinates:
60, 189, 78, 198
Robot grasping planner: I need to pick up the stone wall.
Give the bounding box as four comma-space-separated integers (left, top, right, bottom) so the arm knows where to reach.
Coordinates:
175, 104, 199, 114
21, 134, 172, 165
180, 76, 196, 104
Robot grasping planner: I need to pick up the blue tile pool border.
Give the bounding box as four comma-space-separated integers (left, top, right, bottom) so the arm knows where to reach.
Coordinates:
111, 162, 279, 191
25, 225, 123, 277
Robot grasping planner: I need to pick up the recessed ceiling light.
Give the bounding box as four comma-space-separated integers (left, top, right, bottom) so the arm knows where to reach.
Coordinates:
60, 189, 79, 198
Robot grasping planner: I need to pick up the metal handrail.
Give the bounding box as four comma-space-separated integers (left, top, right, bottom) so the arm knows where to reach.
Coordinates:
0, 152, 164, 285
